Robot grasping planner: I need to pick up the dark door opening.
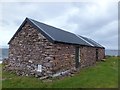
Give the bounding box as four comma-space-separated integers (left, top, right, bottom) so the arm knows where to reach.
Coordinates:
96, 49, 98, 60
75, 47, 80, 68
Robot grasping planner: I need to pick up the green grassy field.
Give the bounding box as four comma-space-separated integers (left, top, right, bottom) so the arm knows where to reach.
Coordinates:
1, 56, 119, 88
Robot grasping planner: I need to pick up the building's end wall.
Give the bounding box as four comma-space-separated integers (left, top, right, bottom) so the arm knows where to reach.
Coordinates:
8, 22, 55, 76
98, 48, 105, 60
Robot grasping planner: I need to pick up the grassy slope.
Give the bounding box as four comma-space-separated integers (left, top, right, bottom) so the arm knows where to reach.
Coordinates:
1, 56, 118, 88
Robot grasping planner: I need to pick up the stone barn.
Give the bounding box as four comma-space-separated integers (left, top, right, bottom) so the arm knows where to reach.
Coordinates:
6, 18, 105, 77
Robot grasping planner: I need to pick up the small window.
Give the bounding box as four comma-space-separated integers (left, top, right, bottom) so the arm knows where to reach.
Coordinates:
37, 65, 42, 72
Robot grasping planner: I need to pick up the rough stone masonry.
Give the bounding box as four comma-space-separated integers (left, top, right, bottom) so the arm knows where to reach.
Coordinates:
3, 21, 105, 78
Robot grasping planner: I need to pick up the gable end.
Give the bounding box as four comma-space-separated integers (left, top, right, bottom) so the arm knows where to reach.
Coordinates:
8, 18, 55, 44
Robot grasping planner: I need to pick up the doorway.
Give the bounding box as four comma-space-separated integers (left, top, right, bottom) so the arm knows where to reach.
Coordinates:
96, 49, 98, 60
75, 47, 80, 68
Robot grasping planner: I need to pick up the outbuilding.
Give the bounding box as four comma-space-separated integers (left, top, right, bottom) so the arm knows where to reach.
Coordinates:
6, 18, 105, 77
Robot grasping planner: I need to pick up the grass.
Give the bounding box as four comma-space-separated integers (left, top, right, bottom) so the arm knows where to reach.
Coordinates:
1, 56, 119, 88
0, 64, 2, 90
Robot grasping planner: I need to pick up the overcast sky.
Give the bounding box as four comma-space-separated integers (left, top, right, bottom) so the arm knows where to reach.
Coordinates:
0, 0, 118, 50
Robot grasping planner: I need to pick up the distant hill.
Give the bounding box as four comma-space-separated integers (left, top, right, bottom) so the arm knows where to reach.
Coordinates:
105, 49, 118, 56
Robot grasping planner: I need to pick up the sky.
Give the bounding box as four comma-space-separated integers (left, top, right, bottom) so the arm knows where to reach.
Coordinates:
0, 0, 118, 50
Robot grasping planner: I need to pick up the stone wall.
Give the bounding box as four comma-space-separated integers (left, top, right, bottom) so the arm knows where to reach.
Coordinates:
79, 47, 105, 67
80, 46, 96, 68
6, 22, 75, 77
52, 44, 75, 73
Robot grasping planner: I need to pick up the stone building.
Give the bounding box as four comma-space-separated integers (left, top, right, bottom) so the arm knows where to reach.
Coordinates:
6, 18, 105, 77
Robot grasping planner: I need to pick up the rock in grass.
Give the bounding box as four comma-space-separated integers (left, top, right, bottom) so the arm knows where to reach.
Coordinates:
101, 59, 106, 62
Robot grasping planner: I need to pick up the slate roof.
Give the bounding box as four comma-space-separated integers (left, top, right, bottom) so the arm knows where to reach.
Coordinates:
8, 18, 104, 48
78, 35, 104, 48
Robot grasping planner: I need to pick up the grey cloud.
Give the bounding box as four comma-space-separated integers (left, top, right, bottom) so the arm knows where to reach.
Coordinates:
2, 2, 71, 26
0, 2, 118, 49
67, 3, 117, 33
